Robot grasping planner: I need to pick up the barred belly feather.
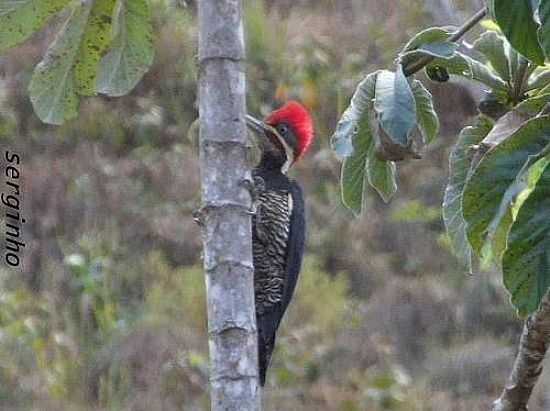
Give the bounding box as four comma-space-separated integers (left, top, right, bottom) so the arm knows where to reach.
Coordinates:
252, 190, 291, 316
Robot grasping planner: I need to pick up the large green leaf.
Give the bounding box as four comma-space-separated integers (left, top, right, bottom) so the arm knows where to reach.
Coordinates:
331, 71, 379, 158
28, 2, 93, 125
74, 0, 116, 95
340, 114, 399, 212
483, 144, 550, 268
374, 67, 416, 147
539, 0, 550, 60
0, 0, 71, 53
503, 157, 550, 315
463, 115, 550, 254
494, 0, 545, 65
340, 116, 373, 215
411, 80, 439, 144
479, 95, 550, 266
473, 31, 511, 83
443, 117, 493, 270
97, 0, 154, 97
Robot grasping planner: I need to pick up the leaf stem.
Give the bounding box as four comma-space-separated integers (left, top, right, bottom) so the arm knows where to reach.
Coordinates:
512, 57, 530, 103
403, 7, 488, 77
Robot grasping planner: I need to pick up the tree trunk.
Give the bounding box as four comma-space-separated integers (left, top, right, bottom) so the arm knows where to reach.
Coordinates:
197, 1, 261, 410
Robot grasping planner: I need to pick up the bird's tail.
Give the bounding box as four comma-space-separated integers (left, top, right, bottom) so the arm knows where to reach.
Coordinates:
258, 335, 275, 387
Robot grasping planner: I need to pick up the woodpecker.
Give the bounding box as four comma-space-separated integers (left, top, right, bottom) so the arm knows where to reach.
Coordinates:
246, 101, 314, 386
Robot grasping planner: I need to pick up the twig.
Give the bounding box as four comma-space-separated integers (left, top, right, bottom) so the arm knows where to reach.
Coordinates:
492, 292, 550, 411
403, 7, 487, 76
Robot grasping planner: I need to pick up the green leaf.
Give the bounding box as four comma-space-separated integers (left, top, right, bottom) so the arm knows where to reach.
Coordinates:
480, 209, 512, 269
515, 92, 550, 114
366, 144, 397, 203
479, 109, 531, 149
480, 18, 501, 32
402, 26, 454, 52
0, 0, 71, 53
503, 157, 550, 315
483, 145, 550, 268
505, 36, 523, 82
400, 27, 456, 71
74, 0, 116, 96
415, 42, 458, 58
538, 0, 550, 60
401, 42, 459, 69
488, 0, 496, 20
28, 2, 93, 125
411, 80, 439, 144
527, 67, 550, 90
374, 67, 417, 147
473, 31, 511, 83
443, 117, 493, 270
494, 0, 545, 65
427, 52, 508, 92
97, 0, 154, 97
331, 71, 379, 158
463, 115, 550, 254
340, 116, 373, 215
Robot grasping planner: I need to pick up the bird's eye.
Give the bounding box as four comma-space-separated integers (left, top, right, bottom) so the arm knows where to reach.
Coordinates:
276, 124, 289, 137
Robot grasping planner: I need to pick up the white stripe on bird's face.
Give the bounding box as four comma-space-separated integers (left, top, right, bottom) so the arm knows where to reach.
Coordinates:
246, 114, 294, 174
279, 138, 294, 174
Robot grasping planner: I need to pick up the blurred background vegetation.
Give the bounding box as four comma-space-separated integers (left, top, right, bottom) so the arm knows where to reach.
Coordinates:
1, 0, 549, 410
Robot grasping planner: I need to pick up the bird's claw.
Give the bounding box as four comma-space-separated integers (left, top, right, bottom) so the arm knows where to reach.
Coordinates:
239, 178, 254, 191
253, 176, 266, 191
192, 207, 205, 227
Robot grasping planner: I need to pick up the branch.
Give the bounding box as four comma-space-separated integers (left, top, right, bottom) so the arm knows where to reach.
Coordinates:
492, 292, 550, 411
403, 7, 487, 76
197, 1, 261, 409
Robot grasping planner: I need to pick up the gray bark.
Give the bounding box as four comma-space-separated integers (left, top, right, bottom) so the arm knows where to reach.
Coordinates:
492, 292, 550, 411
197, 1, 261, 409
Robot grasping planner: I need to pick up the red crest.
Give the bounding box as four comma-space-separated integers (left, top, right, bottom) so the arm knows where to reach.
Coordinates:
266, 101, 314, 160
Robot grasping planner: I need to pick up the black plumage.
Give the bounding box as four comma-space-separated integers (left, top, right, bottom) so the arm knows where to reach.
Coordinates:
252, 158, 305, 386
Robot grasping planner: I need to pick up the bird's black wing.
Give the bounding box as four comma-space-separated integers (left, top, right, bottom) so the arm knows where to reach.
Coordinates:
257, 181, 305, 385
281, 181, 305, 309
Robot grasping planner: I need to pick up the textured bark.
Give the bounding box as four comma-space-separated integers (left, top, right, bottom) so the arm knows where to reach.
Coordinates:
492, 293, 550, 411
197, 1, 261, 409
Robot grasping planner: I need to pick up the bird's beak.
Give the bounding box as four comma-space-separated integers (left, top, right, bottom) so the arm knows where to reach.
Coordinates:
245, 115, 277, 137
246, 114, 279, 157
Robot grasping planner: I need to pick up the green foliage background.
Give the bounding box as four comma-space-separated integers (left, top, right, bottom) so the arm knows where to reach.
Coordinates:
1, 0, 550, 410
